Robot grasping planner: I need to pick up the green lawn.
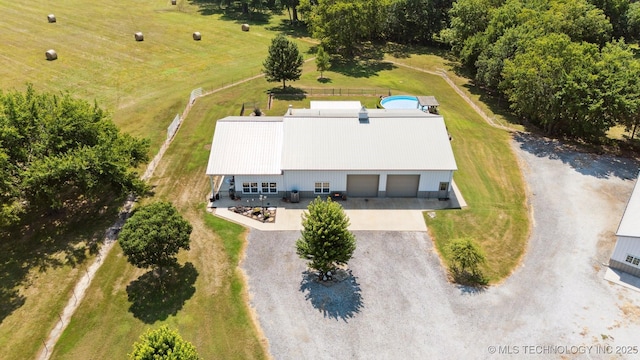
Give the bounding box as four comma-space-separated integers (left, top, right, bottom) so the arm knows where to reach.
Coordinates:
0, 0, 312, 153
1, 2, 530, 358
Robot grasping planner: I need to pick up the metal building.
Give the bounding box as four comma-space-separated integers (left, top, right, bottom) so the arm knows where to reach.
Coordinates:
206, 102, 457, 201
610, 172, 640, 277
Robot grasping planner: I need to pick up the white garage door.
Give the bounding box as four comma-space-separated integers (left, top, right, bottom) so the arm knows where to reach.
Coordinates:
386, 175, 420, 197
347, 175, 379, 197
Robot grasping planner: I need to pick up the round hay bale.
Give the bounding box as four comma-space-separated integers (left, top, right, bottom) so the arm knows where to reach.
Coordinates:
47, 14, 56, 23
134, 32, 144, 41
193, 32, 201, 41
171, 0, 176, 4
241, 24, 250, 32
45, 49, 57, 61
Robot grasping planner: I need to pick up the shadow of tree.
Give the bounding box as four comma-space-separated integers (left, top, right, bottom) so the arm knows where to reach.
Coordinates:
462, 83, 522, 127
299, 270, 363, 322
126, 262, 198, 324
513, 132, 640, 180
382, 43, 452, 60
0, 194, 122, 324
265, 19, 310, 39
188, 0, 273, 23
268, 87, 307, 101
330, 58, 395, 79
455, 284, 487, 295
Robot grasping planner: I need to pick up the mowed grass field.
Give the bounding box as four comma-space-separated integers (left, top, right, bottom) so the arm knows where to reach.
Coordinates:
0, 0, 312, 152
0, 2, 529, 359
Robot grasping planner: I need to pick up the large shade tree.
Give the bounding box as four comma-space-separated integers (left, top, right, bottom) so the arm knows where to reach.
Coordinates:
0, 85, 149, 225
263, 34, 304, 89
118, 201, 193, 278
129, 325, 200, 360
296, 197, 356, 277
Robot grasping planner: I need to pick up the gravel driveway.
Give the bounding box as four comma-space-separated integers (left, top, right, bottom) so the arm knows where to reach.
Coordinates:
242, 133, 640, 359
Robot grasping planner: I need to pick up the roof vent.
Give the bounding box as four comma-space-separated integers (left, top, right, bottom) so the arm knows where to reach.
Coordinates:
358, 106, 369, 123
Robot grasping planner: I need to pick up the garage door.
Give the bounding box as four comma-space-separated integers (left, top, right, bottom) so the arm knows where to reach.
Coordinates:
347, 175, 379, 197
386, 175, 420, 197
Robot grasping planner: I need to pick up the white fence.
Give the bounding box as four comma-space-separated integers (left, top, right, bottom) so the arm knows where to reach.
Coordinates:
190, 87, 203, 104
166, 114, 181, 141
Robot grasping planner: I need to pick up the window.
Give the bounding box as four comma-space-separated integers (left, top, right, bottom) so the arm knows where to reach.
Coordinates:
242, 182, 258, 193
439, 182, 449, 191
262, 182, 277, 193
625, 255, 640, 267
314, 182, 330, 194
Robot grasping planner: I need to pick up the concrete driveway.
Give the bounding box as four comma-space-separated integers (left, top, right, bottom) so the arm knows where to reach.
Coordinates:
241, 133, 640, 359
211, 181, 466, 231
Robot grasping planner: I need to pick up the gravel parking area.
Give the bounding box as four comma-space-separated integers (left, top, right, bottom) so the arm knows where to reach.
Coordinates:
242, 133, 640, 359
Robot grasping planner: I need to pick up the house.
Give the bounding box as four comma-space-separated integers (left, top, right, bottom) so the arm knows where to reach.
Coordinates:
609, 172, 640, 277
205, 101, 457, 201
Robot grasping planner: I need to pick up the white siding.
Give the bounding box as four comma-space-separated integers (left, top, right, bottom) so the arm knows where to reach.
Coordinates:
611, 236, 640, 265
282, 170, 453, 193
283, 171, 346, 192
234, 175, 283, 196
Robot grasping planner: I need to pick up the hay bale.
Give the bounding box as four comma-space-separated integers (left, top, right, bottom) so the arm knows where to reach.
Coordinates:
134, 32, 144, 41
241, 24, 250, 32
193, 32, 201, 41
45, 49, 57, 61
47, 14, 56, 23
171, 0, 176, 4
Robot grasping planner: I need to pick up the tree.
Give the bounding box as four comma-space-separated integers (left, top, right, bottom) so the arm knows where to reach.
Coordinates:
307, 0, 369, 56
118, 202, 193, 277
443, 0, 494, 65
0, 85, 149, 223
315, 45, 331, 79
263, 34, 304, 89
626, 2, 640, 42
296, 197, 356, 277
386, 0, 453, 45
129, 325, 200, 360
447, 237, 487, 285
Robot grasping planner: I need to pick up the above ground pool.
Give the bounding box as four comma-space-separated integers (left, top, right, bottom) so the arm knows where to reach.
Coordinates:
380, 95, 419, 110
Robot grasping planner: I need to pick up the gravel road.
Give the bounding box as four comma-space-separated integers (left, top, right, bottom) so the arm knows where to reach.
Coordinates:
242, 133, 640, 359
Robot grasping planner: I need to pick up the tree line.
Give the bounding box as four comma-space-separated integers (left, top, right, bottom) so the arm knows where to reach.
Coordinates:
444, 0, 640, 141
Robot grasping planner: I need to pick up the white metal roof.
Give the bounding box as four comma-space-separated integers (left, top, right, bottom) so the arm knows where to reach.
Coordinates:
206, 117, 283, 175
617, 172, 640, 238
281, 108, 457, 171
206, 106, 457, 176
310, 101, 362, 110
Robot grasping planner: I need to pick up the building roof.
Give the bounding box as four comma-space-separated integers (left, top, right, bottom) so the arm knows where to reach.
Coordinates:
310, 101, 362, 110
206, 117, 283, 175
617, 172, 640, 238
281, 108, 457, 171
417, 96, 439, 107
206, 105, 457, 175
